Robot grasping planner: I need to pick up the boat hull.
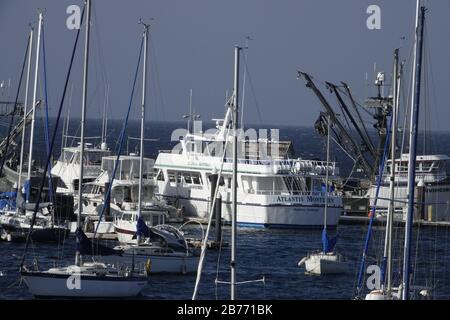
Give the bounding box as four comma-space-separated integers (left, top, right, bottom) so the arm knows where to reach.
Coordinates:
303, 253, 347, 275
158, 194, 341, 229
102, 254, 199, 274
21, 271, 147, 298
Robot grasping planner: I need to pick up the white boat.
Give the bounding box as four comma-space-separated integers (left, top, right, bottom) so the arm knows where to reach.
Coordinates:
21, 262, 147, 298
51, 143, 111, 195
367, 154, 450, 222
154, 114, 342, 229
113, 202, 168, 243
103, 223, 199, 274
298, 251, 347, 275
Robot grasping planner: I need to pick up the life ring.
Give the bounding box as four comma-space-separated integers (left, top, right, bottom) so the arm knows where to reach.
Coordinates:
145, 258, 152, 276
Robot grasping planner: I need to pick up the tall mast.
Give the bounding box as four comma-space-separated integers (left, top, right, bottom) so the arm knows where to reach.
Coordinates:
27, 13, 43, 184
382, 49, 399, 294
18, 27, 34, 193
323, 114, 330, 231
231, 46, 241, 300
137, 22, 149, 243
76, 0, 91, 266
402, 1, 426, 300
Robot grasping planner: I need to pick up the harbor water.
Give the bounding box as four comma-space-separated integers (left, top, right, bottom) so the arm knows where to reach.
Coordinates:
1, 120, 450, 299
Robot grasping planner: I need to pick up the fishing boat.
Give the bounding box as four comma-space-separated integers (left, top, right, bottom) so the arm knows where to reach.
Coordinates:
21, 3, 148, 298
154, 90, 342, 229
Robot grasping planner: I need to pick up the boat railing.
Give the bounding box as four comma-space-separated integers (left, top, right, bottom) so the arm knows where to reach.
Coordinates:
251, 190, 341, 197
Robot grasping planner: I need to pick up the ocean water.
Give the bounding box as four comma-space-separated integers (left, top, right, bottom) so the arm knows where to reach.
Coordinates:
1, 120, 450, 299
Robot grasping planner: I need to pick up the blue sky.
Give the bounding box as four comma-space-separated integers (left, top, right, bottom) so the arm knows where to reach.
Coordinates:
1, 0, 449, 129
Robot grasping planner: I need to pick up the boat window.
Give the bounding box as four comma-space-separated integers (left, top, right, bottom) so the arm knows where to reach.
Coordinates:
168, 171, 176, 183
184, 174, 192, 184
62, 150, 75, 163
192, 174, 202, 185
85, 151, 104, 166
156, 170, 165, 181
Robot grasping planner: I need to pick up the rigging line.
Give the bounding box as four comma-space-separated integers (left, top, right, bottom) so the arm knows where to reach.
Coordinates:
335, 85, 373, 118
400, 43, 415, 157
355, 114, 393, 297
423, 20, 440, 136
193, 126, 232, 300
149, 36, 166, 122
0, 31, 30, 177
19, 4, 86, 269
91, 4, 108, 84
241, 53, 263, 125
92, 34, 145, 239
214, 217, 225, 300
41, 21, 55, 204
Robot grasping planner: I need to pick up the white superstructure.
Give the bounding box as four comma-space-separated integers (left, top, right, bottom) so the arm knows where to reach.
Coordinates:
368, 154, 450, 221
51, 143, 111, 195
154, 109, 343, 229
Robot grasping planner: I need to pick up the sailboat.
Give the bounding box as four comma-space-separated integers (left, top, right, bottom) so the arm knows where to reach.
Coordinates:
20, 1, 147, 298
298, 114, 346, 275
103, 22, 199, 275
0, 13, 70, 242
192, 46, 264, 300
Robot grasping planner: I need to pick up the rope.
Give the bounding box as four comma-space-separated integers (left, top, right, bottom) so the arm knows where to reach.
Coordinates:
41, 22, 55, 204
92, 33, 144, 239
355, 114, 393, 297
0, 31, 30, 177
192, 124, 232, 300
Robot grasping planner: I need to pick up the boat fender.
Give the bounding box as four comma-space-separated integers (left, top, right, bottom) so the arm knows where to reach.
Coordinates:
145, 258, 152, 276
298, 257, 307, 267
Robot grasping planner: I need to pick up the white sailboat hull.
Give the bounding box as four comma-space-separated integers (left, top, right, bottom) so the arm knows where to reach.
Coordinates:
301, 252, 347, 275
102, 254, 199, 274
21, 270, 147, 298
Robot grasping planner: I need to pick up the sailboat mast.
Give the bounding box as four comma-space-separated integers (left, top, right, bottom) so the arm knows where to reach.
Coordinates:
382, 48, 399, 294
76, 0, 91, 266
323, 114, 330, 230
231, 46, 241, 301
137, 23, 149, 243
27, 13, 43, 183
402, 1, 426, 300
18, 27, 34, 192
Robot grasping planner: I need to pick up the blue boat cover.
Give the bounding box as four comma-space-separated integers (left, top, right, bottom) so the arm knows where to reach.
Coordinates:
76, 227, 120, 256
322, 228, 338, 253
